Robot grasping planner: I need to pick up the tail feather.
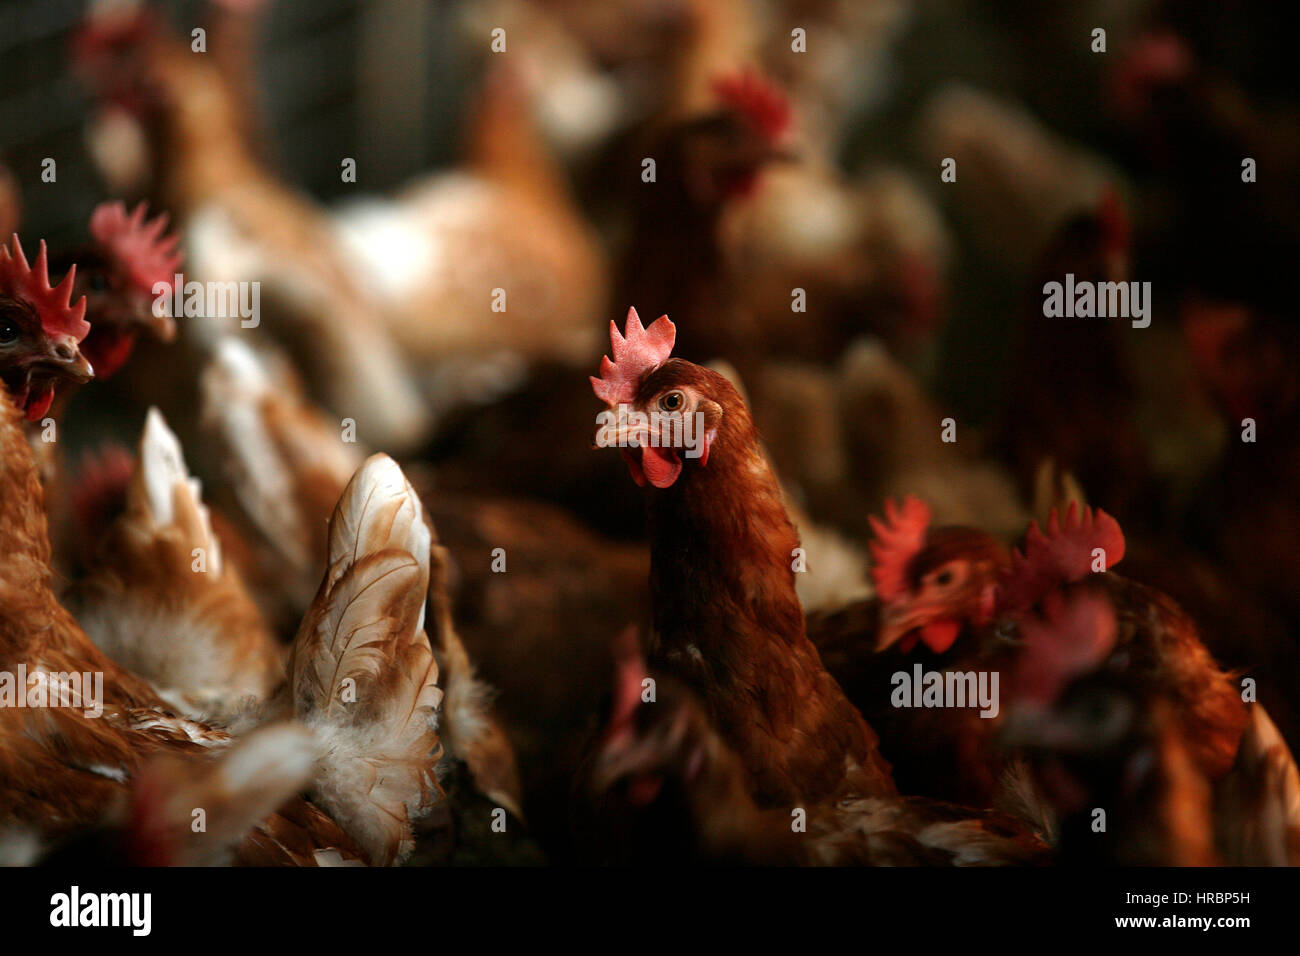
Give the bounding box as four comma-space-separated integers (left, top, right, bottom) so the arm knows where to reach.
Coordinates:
289, 454, 442, 865
74, 408, 281, 718
134, 407, 222, 573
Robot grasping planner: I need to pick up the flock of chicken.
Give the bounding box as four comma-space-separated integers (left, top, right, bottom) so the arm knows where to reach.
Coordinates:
0, 0, 1297, 866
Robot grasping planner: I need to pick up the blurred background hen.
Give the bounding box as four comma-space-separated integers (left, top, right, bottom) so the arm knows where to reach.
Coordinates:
0, 0, 1295, 866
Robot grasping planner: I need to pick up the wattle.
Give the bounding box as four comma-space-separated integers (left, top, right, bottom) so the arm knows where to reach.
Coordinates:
920, 619, 961, 654
640, 446, 682, 488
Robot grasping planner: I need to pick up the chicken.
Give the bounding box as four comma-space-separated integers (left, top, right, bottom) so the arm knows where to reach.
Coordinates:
332, 63, 608, 391
999, 589, 1219, 866
69, 408, 282, 723
200, 340, 523, 829
823, 496, 1250, 812
0, 385, 364, 865
35, 203, 185, 551
455, 0, 642, 162
580, 630, 1046, 865
49, 201, 182, 382
0, 366, 460, 864
613, 74, 796, 366
590, 308, 894, 806
0, 237, 93, 423
73, 4, 431, 452
1002, 586, 1300, 866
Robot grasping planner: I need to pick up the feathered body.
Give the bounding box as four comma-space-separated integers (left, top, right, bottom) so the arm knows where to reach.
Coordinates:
811, 499, 1249, 818
642, 361, 892, 804
0, 390, 362, 865
72, 409, 282, 721
583, 650, 1043, 866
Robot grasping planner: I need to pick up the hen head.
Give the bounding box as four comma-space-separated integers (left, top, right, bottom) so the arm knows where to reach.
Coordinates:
999, 589, 1169, 817
592, 307, 749, 489
870, 496, 1007, 654
668, 71, 794, 204
0, 237, 92, 420
72, 2, 231, 134
52, 202, 183, 379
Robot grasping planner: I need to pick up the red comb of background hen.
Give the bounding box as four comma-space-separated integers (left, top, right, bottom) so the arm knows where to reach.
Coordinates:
711, 71, 792, 141
868, 496, 932, 601
1013, 589, 1119, 706
590, 307, 676, 407
999, 504, 1126, 613
0, 236, 90, 340
69, 4, 159, 71
90, 201, 184, 296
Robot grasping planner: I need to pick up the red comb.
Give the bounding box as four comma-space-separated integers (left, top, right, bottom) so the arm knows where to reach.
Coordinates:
712, 71, 792, 141
590, 307, 676, 407
0, 236, 89, 341
868, 496, 932, 601
1013, 589, 1118, 705
999, 504, 1126, 613
90, 201, 184, 296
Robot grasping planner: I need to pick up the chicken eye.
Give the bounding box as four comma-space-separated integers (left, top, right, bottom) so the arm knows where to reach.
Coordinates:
0, 320, 18, 345
88, 273, 110, 293
928, 562, 965, 589
659, 391, 684, 412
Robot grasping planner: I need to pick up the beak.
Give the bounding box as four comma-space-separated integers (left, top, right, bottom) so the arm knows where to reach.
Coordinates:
592, 412, 654, 450
43, 334, 95, 384
876, 601, 938, 652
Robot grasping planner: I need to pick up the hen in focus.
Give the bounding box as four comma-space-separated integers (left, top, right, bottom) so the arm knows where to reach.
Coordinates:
591, 308, 894, 806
